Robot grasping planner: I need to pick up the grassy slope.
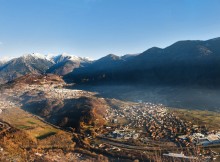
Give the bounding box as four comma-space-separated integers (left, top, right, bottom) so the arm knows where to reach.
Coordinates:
1, 107, 59, 139
169, 108, 220, 131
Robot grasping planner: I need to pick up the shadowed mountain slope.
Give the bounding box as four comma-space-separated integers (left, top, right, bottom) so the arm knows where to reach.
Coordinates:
64, 37, 220, 87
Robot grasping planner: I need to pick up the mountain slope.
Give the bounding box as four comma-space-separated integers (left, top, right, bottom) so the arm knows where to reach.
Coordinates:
2, 73, 108, 134
0, 57, 11, 68
64, 37, 220, 86
121, 38, 220, 85
0, 53, 92, 84
0, 54, 53, 84
47, 54, 92, 76
1, 37, 220, 86
0, 61, 6, 68
64, 54, 129, 83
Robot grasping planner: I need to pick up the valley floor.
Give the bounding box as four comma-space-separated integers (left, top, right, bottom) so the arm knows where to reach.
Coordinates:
0, 77, 220, 161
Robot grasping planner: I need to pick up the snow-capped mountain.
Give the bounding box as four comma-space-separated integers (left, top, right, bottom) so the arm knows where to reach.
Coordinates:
0, 61, 5, 68
0, 60, 6, 67
0, 56, 10, 62
51, 53, 91, 64
22, 53, 52, 61
0, 53, 54, 84
0, 56, 12, 67
0, 53, 92, 84
47, 53, 92, 76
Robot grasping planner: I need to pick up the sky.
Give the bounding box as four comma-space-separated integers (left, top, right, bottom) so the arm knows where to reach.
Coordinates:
0, 0, 220, 60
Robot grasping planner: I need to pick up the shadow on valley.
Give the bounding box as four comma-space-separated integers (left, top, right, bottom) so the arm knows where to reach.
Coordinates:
21, 97, 92, 130
20, 96, 107, 133
73, 84, 220, 112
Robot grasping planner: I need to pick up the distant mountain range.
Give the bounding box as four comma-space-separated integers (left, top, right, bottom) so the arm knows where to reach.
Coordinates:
1, 37, 220, 86
65, 37, 220, 87
0, 53, 91, 84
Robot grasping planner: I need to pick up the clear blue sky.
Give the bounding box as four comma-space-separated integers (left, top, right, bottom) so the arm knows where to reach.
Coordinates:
0, 0, 220, 59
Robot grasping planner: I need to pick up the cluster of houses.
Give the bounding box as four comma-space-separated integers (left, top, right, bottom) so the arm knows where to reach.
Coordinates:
104, 128, 141, 140
0, 96, 18, 111
104, 102, 171, 142
179, 131, 220, 147
50, 88, 92, 99
103, 101, 220, 150
2, 83, 94, 106
144, 109, 211, 148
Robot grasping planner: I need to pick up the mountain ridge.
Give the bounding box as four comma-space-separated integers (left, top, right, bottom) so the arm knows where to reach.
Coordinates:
0, 53, 92, 84
64, 37, 220, 87
1, 37, 220, 86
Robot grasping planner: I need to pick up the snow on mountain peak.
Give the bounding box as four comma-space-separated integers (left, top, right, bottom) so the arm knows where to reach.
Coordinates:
1, 53, 93, 65
0, 56, 13, 63
23, 53, 47, 60
51, 53, 92, 63
21, 53, 55, 62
